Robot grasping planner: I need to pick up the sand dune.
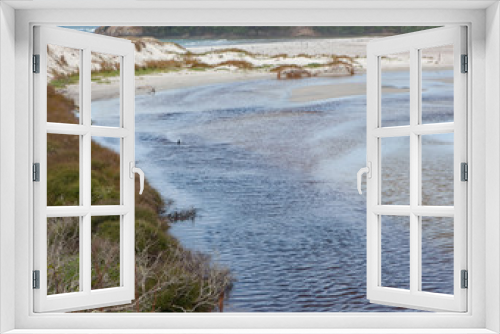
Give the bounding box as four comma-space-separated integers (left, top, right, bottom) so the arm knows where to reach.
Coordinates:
56, 37, 450, 105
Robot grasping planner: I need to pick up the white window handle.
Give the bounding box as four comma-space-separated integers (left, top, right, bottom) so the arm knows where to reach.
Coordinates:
357, 162, 372, 195
129, 162, 145, 195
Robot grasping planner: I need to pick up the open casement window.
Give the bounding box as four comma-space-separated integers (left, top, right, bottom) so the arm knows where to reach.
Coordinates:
363, 26, 467, 312
33, 26, 142, 312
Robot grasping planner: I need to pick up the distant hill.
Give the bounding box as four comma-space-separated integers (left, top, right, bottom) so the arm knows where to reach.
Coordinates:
95, 26, 434, 39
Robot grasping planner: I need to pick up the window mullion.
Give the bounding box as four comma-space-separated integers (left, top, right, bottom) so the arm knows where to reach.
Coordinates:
409, 47, 420, 294
416, 48, 424, 293
82, 47, 91, 207
82, 48, 92, 294
78, 48, 85, 293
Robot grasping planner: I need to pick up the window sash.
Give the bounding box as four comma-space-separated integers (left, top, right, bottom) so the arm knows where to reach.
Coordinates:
32, 26, 136, 313
366, 26, 468, 312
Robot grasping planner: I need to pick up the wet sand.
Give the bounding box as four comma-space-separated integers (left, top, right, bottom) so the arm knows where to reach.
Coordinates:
62, 70, 274, 105
290, 82, 409, 103
63, 70, 374, 106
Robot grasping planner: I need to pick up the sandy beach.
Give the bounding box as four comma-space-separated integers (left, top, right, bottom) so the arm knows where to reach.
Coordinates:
63, 69, 369, 106
63, 68, 413, 106
54, 37, 451, 106
62, 70, 275, 105
186, 37, 375, 57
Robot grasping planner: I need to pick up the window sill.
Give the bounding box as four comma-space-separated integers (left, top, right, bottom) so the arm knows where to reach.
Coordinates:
4, 329, 497, 334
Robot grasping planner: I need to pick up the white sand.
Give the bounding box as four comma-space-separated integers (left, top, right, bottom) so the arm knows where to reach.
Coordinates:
56, 37, 451, 105
62, 70, 274, 105
186, 37, 376, 57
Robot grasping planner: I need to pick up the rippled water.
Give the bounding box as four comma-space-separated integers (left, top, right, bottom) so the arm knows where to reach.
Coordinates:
92, 70, 454, 312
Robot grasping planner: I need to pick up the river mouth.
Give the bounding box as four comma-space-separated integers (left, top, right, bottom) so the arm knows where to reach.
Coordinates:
92, 71, 454, 312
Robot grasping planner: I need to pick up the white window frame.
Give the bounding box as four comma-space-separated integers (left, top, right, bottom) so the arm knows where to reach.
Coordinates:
1, 2, 499, 333
365, 26, 468, 312
33, 26, 137, 313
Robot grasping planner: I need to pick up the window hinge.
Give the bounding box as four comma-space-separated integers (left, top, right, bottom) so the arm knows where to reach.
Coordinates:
461, 162, 468, 182
33, 163, 40, 182
33, 54, 40, 73
461, 54, 468, 73
461, 270, 468, 289
33, 270, 40, 289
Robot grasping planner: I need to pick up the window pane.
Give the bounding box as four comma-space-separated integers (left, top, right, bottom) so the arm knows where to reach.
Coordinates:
380, 52, 410, 127
91, 216, 121, 290
91, 137, 121, 205
47, 134, 80, 206
421, 133, 454, 206
421, 217, 454, 294
381, 215, 410, 289
381, 136, 410, 205
91, 52, 121, 127
47, 217, 80, 295
421, 45, 454, 124
47, 44, 81, 124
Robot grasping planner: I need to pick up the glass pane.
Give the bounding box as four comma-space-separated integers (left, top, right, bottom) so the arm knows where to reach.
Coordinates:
381, 215, 410, 289
421, 133, 454, 206
381, 136, 410, 205
421, 45, 454, 124
421, 217, 454, 294
91, 52, 121, 127
47, 134, 80, 206
380, 52, 410, 127
91, 216, 121, 290
47, 44, 81, 124
91, 137, 121, 205
47, 217, 80, 295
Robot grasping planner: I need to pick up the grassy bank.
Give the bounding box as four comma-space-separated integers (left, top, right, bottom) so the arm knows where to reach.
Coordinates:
47, 85, 233, 312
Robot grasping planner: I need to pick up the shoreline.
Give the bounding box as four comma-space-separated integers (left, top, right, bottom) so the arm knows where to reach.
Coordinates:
60, 69, 451, 107
59, 69, 408, 106
63, 70, 367, 106
62, 69, 397, 106
62, 70, 276, 105
65, 70, 412, 107
53, 36, 453, 105
60, 67, 447, 107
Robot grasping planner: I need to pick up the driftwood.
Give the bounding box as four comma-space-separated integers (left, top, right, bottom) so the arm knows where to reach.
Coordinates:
137, 85, 156, 95
277, 67, 312, 80
276, 62, 355, 80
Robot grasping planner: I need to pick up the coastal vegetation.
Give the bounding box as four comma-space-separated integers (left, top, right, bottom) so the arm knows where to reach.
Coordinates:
48, 41, 358, 90
46, 84, 233, 312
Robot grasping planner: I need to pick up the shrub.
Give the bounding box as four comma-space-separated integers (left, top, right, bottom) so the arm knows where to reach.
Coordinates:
216, 60, 254, 69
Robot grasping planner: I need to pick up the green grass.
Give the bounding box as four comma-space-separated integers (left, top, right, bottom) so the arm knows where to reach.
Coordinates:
135, 67, 182, 76
50, 74, 80, 89
92, 69, 120, 79
51, 68, 186, 88
305, 63, 322, 68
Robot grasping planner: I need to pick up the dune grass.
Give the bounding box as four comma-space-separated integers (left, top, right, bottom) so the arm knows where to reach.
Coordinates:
49, 48, 357, 89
